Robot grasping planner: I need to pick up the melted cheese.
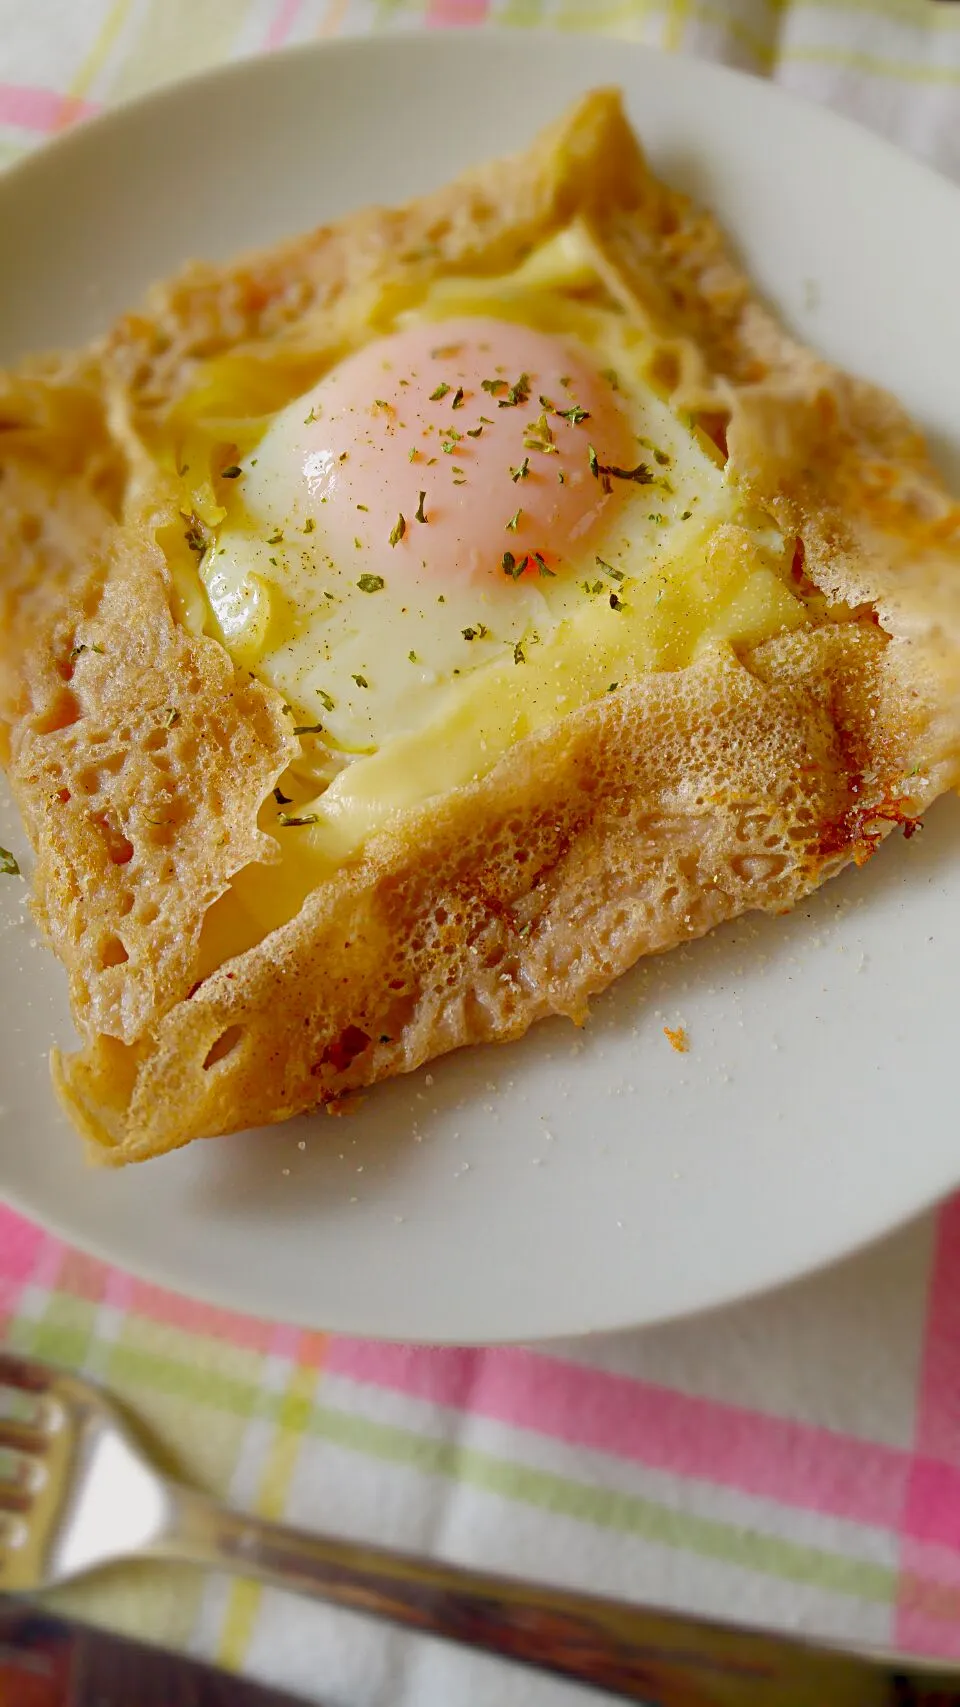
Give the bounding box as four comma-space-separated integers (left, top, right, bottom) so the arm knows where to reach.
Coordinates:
167, 230, 810, 971
295, 519, 803, 869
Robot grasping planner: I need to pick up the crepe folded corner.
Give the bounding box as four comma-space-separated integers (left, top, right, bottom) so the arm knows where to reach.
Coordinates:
2, 89, 959, 1164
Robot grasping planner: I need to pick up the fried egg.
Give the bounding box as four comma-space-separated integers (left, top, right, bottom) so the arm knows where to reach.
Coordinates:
194, 237, 807, 874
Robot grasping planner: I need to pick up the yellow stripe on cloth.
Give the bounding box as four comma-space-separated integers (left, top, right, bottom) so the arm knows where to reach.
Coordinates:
53, 0, 133, 124
664, 0, 692, 52
688, 3, 780, 68
216, 1351, 327, 1673
317, 0, 351, 33
108, 0, 253, 105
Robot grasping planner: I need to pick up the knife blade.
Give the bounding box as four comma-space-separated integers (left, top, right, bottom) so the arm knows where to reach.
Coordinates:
0, 1599, 315, 1707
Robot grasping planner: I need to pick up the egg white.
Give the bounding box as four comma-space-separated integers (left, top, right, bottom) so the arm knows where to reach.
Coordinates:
200, 310, 726, 756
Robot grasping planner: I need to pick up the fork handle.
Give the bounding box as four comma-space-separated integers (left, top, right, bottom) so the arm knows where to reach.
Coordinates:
162, 1488, 944, 1705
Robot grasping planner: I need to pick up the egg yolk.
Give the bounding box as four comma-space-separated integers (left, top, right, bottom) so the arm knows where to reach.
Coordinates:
296, 316, 637, 584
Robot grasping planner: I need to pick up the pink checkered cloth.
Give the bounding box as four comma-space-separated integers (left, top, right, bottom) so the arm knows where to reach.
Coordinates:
3, 3, 960, 1703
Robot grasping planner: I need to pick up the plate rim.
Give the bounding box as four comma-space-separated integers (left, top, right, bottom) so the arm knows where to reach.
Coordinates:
1, 24, 957, 207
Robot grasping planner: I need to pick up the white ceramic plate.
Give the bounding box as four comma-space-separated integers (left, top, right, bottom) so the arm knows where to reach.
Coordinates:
2, 33, 960, 1344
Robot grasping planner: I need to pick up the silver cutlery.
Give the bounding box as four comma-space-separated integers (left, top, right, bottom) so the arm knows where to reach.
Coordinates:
0, 1351, 956, 1704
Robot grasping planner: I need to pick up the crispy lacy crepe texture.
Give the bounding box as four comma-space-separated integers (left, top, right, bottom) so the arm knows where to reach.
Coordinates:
2, 91, 960, 1164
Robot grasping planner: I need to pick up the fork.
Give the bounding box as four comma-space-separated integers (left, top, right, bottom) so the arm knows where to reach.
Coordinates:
1, 1352, 958, 1707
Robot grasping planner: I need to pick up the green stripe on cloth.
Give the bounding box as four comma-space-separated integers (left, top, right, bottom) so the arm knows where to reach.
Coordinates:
551, 0, 662, 27
46, 1557, 211, 1655
494, 0, 552, 26
785, 44, 960, 83
372, 0, 423, 21
107, 1343, 264, 1417
798, 0, 960, 29
2, 1314, 897, 1604
13, 1311, 282, 1420
9, 1295, 97, 1371
309, 1406, 897, 1604
112, 1315, 269, 1390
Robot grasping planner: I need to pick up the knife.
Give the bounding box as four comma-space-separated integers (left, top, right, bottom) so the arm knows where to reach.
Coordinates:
0, 1599, 313, 1707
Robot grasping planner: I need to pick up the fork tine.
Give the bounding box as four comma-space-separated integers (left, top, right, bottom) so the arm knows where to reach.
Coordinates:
0, 1354, 53, 1395
0, 1478, 32, 1516
0, 1419, 48, 1456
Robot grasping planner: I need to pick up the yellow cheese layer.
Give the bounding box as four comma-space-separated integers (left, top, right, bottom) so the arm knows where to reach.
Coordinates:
193, 516, 805, 976
296, 520, 801, 868
165, 228, 809, 971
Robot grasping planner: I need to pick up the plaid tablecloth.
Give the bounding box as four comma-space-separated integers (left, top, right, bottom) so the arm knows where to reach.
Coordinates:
3, 3, 960, 1703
